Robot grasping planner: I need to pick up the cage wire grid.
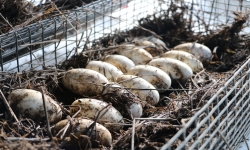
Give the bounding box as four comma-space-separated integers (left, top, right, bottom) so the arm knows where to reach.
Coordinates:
0, 0, 156, 72
159, 57, 250, 150
1, 0, 250, 149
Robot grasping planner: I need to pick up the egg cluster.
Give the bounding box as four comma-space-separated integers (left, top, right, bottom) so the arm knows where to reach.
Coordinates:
7, 37, 212, 147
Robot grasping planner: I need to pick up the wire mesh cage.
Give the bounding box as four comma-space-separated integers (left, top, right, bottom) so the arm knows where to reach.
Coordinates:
1, 0, 250, 149
0, 0, 153, 72
161, 59, 250, 150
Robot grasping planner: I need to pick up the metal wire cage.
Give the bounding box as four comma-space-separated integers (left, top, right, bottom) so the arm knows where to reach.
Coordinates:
0, 0, 155, 72
1, 0, 250, 149
161, 59, 250, 150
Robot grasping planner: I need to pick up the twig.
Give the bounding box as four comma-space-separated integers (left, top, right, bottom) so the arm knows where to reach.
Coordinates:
113, 123, 142, 147
103, 123, 132, 126
87, 104, 112, 139
176, 81, 189, 96
53, 3, 78, 53
77, 32, 85, 50
40, 86, 53, 141
59, 116, 71, 139
0, 143, 10, 149
5, 137, 50, 141
83, 28, 92, 52
131, 117, 180, 150
243, 135, 250, 150
191, 78, 200, 89
114, 114, 169, 147
194, 69, 206, 79
0, 90, 20, 124
116, 76, 140, 84
131, 118, 137, 150
0, 121, 21, 137
53, 3, 77, 33
19, 39, 81, 47
0, 13, 14, 29
197, 79, 221, 107
82, 45, 119, 53
189, 88, 205, 110
12, 11, 44, 30
136, 25, 162, 39
218, 130, 232, 150
56, 105, 82, 139
125, 88, 197, 91
24, 3, 55, 29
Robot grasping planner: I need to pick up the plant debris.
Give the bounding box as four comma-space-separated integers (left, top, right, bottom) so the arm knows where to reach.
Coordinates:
0, 0, 98, 33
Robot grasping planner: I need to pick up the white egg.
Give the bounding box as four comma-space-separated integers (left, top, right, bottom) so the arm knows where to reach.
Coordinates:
116, 75, 159, 105
173, 42, 212, 62
102, 83, 143, 118
163, 51, 204, 72
148, 58, 193, 80
103, 55, 135, 73
127, 65, 171, 92
70, 98, 123, 124
86, 61, 123, 82
8, 89, 62, 124
117, 47, 153, 65
62, 68, 109, 96
133, 40, 161, 56
52, 117, 112, 147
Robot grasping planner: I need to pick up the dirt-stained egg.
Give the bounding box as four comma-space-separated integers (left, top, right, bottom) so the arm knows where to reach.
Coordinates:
127, 65, 171, 92
142, 36, 168, 52
62, 68, 109, 96
70, 98, 123, 124
173, 42, 212, 62
148, 58, 193, 80
52, 117, 112, 147
133, 40, 161, 56
8, 89, 62, 124
117, 47, 153, 65
103, 55, 135, 73
163, 51, 204, 72
86, 61, 123, 82
116, 75, 159, 105
102, 83, 143, 118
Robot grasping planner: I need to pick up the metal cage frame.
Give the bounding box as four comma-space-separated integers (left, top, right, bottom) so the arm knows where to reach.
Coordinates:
162, 57, 250, 149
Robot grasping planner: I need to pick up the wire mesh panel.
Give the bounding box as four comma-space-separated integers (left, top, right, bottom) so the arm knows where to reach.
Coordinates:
1, 0, 250, 149
0, 0, 159, 72
160, 57, 250, 150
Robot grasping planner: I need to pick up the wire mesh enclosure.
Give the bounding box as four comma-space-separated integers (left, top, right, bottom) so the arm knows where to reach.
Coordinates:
1, 0, 250, 149
0, 0, 154, 72
161, 58, 250, 150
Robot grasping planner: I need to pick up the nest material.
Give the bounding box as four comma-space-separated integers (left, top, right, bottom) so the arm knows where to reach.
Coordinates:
92, 3, 249, 72
0, 0, 98, 33
201, 12, 250, 71
99, 85, 146, 120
